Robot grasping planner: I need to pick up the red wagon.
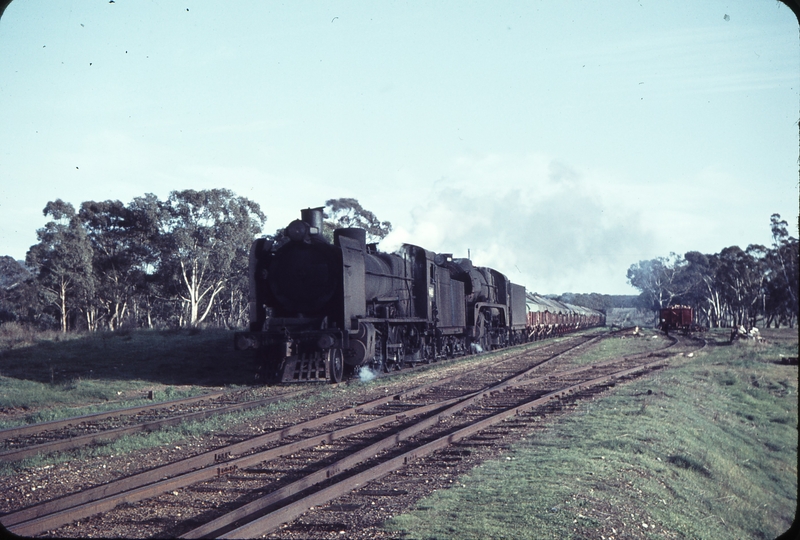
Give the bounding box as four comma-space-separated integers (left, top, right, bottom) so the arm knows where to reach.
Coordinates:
658, 305, 693, 333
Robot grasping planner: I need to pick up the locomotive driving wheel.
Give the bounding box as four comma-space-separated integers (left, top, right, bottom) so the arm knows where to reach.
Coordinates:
328, 348, 344, 383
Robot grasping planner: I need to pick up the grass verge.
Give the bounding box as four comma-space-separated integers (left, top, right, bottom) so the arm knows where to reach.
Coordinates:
568, 328, 672, 366
0, 383, 340, 476
0, 327, 259, 428
386, 328, 797, 539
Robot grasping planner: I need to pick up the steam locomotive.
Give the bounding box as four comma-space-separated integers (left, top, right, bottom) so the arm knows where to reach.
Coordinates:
235, 207, 602, 383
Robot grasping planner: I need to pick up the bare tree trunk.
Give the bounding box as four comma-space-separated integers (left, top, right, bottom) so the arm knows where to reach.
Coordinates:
60, 279, 68, 333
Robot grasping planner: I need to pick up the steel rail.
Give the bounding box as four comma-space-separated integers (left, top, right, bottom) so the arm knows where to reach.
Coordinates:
397, 332, 603, 390
4, 393, 469, 537
0, 391, 228, 440
0, 391, 304, 463
0, 330, 603, 535
441, 332, 678, 397
368, 330, 601, 381
213, 356, 673, 538
182, 337, 666, 538
1, 377, 464, 532
3, 333, 596, 535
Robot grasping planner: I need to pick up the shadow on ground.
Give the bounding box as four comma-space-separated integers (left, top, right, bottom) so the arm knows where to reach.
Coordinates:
0, 328, 257, 387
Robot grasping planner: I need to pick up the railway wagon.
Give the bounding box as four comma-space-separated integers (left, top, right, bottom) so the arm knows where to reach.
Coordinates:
658, 305, 694, 333
235, 207, 531, 383
526, 294, 605, 340
564, 302, 606, 328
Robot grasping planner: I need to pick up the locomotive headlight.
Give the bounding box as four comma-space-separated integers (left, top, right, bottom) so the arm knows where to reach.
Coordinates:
285, 219, 309, 242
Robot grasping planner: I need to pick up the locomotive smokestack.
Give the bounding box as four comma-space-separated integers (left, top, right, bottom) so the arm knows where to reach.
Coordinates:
301, 207, 324, 235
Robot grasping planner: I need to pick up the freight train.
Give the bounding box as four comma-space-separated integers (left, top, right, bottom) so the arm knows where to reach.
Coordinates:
527, 294, 605, 340
235, 207, 604, 383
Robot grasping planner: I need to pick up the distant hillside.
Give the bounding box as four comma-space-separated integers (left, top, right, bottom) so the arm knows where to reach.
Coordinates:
548, 292, 642, 313
0, 256, 30, 290
605, 307, 657, 328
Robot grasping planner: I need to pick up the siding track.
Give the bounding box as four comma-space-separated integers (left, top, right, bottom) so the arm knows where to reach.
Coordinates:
2, 331, 706, 538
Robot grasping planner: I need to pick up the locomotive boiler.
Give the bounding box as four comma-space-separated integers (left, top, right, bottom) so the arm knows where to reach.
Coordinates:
235, 207, 603, 383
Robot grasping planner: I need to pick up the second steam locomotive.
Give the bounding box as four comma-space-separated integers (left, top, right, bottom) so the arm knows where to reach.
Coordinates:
235, 207, 602, 383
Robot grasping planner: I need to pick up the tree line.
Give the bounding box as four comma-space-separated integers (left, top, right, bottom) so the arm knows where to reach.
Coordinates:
1, 192, 793, 332
0, 191, 391, 333
626, 214, 798, 328
549, 292, 642, 313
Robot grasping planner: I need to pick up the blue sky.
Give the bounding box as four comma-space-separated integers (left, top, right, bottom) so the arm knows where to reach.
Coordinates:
0, 0, 797, 294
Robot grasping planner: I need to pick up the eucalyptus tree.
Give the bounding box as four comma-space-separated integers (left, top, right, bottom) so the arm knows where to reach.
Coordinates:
680, 251, 720, 327
25, 200, 94, 332
121, 193, 170, 327
157, 189, 265, 327
627, 214, 797, 329
713, 245, 768, 327
764, 213, 799, 327
324, 198, 392, 243
626, 254, 690, 310
0, 256, 38, 325
78, 199, 155, 330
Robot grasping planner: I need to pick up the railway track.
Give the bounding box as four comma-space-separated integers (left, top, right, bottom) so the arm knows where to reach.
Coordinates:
182, 336, 702, 539
2, 334, 595, 536
0, 331, 572, 464
0, 389, 305, 462
0, 334, 599, 471
0, 331, 704, 538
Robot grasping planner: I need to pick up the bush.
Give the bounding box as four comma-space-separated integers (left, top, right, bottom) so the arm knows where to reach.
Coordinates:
0, 322, 37, 349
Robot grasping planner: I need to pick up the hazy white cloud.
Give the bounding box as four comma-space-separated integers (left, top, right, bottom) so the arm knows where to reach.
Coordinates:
1, 0, 795, 295
378, 149, 790, 295
380, 153, 653, 294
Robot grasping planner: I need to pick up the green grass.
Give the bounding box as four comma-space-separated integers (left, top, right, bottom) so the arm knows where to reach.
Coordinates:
0, 381, 205, 429
386, 328, 798, 539
568, 327, 671, 365
0, 327, 255, 387
0, 327, 257, 428
0, 379, 358, 476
